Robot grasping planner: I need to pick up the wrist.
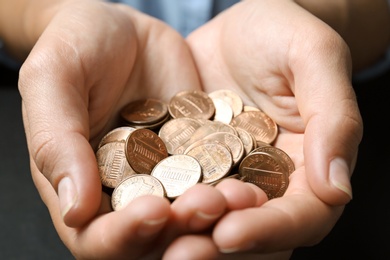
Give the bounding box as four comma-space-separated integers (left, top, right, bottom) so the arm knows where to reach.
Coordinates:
0, 0, 100, 60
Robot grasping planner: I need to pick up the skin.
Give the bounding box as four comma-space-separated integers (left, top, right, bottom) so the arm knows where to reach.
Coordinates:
2, 0, 388, 258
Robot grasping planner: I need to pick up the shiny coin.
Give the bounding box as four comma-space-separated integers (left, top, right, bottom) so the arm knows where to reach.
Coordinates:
120, 98, 168, 125
239, 152, 289, 199
130, 112, 171, 130
186, 120, 238, 150
208, 89, 243, 117
235, 127, 256, 156
185, 142, 233, 184
125, 128, 168, 174
111, 174, 166, 211
96, 142, 136, 188
158, 117, 203, 155
251, 146, 295, 175
211, 98, 233, 124
230, 111, 278, 144
202, 132, 245, 167
98, 126, 136, 149
151, 154, 202, 199
168, 90, 215, 120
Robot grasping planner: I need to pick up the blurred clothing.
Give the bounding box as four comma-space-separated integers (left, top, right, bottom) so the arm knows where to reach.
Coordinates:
0, 0, 389, 81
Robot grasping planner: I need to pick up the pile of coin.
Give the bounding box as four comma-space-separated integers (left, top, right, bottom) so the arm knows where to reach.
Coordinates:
95, 89, 294, 211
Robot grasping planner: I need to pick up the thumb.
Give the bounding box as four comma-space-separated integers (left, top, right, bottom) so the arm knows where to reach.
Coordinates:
19, 59, 101, 228
294, 36, 363, 205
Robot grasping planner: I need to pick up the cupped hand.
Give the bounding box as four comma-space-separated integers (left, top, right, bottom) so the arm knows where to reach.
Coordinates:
179, 0, 363, 257
19, 1, 230, 259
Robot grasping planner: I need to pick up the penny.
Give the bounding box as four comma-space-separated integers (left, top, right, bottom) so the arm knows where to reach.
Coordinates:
125, 128, 168, 174
183, 138, 231, 155
185, 142, 233, 184
98, 126, 136, 149
96, 90, 293, 202
130, 112, 171, 130
239, 152, 289, 199
120, 98, 168, 125
158, 117, 203, 154
211, 98, 233, 124
151, 154, 202, 199
96, 142, 136, 188
168, 90, 215, 120
202, 132, 245, 167
235, 127, 255, 156
251, 146, 295, 175
230, 111, 278, 144
208, 89, 243, 117
111, 174, 166, 211
185, 120, 238, 150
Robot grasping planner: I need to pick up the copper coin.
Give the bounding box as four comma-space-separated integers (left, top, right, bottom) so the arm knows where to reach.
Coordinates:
202, 132, 245, 167
120, 99, 168, 125
235, 127, 256, 156
130, 112, 171, 130
125, 128, 168, 174
239, 151, 289, 199
230, 111, 278, 144
158, 117, 203, 155
183, 139, 231, 155
186, 120, 238, 150
151, 154, 202, 199
211, 98, 233, 124
96, 142, 136, 188
251, 146, 295, 175
111, 174, 166, 211
208, 89, 243, 117
98, 126, 136, 149
168, 90, 215, 120
185, 142, 233, 184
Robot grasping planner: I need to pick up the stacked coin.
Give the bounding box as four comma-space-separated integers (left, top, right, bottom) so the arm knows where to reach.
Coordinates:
95, 89, 294, 210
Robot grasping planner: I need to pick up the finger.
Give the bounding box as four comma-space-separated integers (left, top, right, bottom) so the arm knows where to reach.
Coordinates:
214, 178, 268, 210
162, 234, 220, 260
170, 184, 227, 232
21, 88, 101, 228
74, 195, 171, 259
212, 169, 344, 254
163, 234, 293, 260
33, 163, 171, 260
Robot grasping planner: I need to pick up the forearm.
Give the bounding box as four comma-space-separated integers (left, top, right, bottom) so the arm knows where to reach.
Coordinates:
294, 0, 390, 71
0, 0, 82, 60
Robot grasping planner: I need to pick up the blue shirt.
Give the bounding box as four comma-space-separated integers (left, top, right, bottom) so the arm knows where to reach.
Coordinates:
1, 0, 389, 81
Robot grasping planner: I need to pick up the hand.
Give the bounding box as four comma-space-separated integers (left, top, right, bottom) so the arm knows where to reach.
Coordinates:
164, 0, 363, 257
19, 1, 233, 259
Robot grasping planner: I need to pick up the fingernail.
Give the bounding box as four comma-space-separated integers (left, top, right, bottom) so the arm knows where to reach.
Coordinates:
138, 217, 168, 237
188, 211, 222, 230
220, 242, 256, 254
58, 177, 78, 219
329, 157, 353, 199
196, 211, 221, 220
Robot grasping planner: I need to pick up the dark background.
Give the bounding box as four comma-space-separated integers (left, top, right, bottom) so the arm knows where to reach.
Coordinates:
0, 63, 389, 259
